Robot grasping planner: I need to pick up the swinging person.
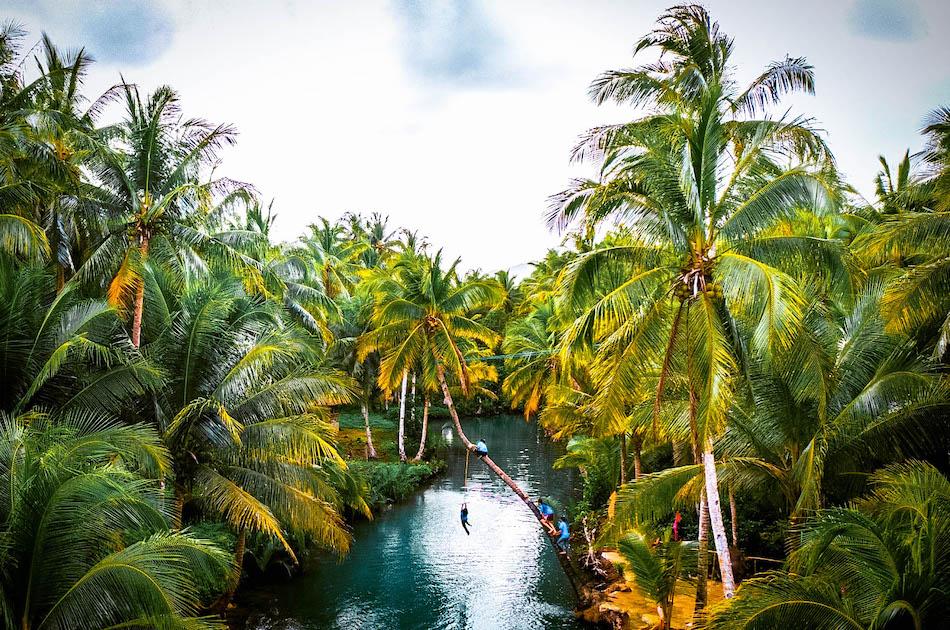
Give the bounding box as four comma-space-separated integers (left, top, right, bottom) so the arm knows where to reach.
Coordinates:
460, 502, 471, 535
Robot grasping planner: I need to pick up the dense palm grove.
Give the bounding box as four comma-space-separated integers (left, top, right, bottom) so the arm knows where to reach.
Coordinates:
0, 5, 948, 629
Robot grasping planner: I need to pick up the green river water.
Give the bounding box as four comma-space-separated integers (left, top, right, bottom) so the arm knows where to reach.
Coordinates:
234, 416, 586, 629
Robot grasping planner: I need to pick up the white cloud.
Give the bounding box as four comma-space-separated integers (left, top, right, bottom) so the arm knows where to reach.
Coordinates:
3, 0, 949, 271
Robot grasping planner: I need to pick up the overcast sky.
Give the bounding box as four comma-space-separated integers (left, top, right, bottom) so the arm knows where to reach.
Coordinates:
3, 0, 949, 273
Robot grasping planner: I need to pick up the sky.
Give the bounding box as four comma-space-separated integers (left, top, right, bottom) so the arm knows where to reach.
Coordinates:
3, 0, 949, 274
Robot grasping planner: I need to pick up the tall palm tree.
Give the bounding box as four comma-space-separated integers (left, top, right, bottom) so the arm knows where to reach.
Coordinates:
550, 4, 838, 599
78, 82, 255, 347
856, 105, 950, 360
0, 411, 230, 630
705, 461, 950, 629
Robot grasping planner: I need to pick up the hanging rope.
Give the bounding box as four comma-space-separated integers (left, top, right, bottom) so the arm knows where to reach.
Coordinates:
463, 449, 470, 487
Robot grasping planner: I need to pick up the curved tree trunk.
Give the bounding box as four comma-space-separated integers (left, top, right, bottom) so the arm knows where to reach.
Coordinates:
433, 359, 587, 601
703, 441, 736, 597
362, 401, 377, 459
413, 394, 429, 461
397, 370, 408, 462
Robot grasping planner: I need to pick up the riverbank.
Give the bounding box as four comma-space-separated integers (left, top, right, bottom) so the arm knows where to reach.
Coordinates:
232, 416, 584, 629
578, 551, 725, 629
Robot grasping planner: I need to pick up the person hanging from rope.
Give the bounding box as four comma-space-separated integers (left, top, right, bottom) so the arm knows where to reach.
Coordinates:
460, 502, 471, 535
474, 438, 488, 457
555, 516, 570, 552
537, 497, 557, 535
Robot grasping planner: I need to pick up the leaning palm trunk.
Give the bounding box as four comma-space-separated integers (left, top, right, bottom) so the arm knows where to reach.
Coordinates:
729, 484, 738, 548
413, 394, 429, 461
362, 400, 377, 459
397, 370, 408, 461
703, 443, 736, 597
433, 359, 587, 600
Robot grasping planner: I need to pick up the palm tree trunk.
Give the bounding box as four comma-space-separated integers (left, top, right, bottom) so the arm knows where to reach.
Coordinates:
226, 527, 247, 600
410, 372, 416, 423
433, 358, 587, 600
703, 440, 736, 598
130, 236, 149, 348
694, 492, 710, 619
729, 484, 739, 548
413, 394, 429, 461
397, 370, 408, 461
362, 401, 377, 459
633, 435, 642, 480
619, 432, 627, 486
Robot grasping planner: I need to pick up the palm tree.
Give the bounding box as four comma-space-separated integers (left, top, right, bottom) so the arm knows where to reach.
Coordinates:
0, 411, 230, 630
0, 257, 159, 417
705, 461, 950, 629
151, 277, 366, 580
617, 532, 697, 630
610, 281, 949, 537
856, 106, 950, 360
550, 5, 838, 599
295, 217, 364, 300
78, 82, 254, 347
331, 293, 381, 459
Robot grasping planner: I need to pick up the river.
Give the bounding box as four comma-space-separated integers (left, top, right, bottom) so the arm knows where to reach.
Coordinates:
233, 416, 585, 629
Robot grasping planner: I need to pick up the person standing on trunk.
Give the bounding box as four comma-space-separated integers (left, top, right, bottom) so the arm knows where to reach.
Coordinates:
474, 439, 488, 457
556, 517, 570, 552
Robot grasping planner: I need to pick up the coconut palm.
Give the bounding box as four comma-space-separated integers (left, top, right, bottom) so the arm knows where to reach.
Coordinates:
705, 461, 950, 629
77, 82, 256, 347
550, 4, 839, 598
617, 532, 697, 630
0, 411, 230, 630
609, 282, 949, 536
0, 257, 159, 417
150, 277, 366, 579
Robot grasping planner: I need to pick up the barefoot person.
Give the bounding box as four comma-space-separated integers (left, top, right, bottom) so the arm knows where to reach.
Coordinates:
538, 497, 557, 535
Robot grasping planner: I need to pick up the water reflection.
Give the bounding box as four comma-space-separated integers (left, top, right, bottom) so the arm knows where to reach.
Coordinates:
236, 417, 583, 630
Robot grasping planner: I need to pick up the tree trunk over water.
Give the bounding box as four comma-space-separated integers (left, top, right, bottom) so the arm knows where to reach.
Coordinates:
413, 394, 429, 461
433, 359, 587, 601
397, 371, 408, 462
362, 401, 377, 459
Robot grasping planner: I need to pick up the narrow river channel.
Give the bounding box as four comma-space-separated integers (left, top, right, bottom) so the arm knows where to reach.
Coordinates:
234, 416, 585, 629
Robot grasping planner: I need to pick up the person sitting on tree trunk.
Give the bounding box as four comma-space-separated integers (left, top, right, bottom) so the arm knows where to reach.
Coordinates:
474, 439, 488, 457
460, 502, 471, 535
538, 497, 556, 535
556, 517, 570, 552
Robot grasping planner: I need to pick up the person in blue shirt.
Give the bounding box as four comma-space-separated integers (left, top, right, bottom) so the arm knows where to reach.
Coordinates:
460, 502, 471, 535
556, 517, 570, 552
474, 439, 488, 457
537, 497, 556, 535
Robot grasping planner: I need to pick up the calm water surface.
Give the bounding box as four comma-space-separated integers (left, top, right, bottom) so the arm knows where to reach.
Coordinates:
235, 416, 584, 630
